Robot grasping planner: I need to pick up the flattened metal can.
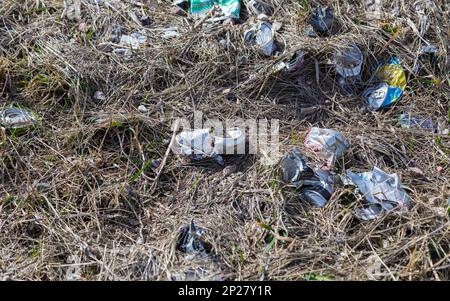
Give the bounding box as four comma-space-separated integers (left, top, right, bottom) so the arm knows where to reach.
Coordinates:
363, 57, 406, 110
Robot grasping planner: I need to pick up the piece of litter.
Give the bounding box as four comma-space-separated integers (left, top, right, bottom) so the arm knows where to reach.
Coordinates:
0, 107, 39, 130
138, 105, 148, 114
244, 21, 275, 56
346, 167, 413, 220
280, 149, 336, 208
363, 57, 406, 111
176, 220, 208, 257
93, 91, 106, 101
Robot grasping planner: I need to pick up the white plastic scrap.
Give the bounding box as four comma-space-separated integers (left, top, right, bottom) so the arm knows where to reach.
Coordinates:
305, 127, 349, 168
244, 21, 275, 56
175, 128, 245, 165
346, 167, 413, 220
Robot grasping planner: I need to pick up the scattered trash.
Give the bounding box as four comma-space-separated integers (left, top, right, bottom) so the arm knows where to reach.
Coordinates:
138, 104, 148, 114
161, 27, 181, 39
78, 22, 89, 33
363, 57, 406, 111
272, 20, 283, 32
140, 15, 153, 27
244, 21, 275, 56
346, 167, 413, 220
113, 32, 147, 58
304, 127, 349, 168
408, 167, 426, 179
333, 44, 363, 94
280, 149, 335, 207
177, 220, 208, 257
398, 112, 437, 132
247, 0, 274, 16
286, 49, 306, 73
309, 6, 334, 36
270, 49, 306, 74
175, 127, 245, 166
93, 91, 106, 101
187, 0, 241, 22
118, 32, 147, 50
110, 25, 122, 43
415, 44, 439, 73
0, 107, 39, 130
333, 44, 363, 78
63, 0, 81, 21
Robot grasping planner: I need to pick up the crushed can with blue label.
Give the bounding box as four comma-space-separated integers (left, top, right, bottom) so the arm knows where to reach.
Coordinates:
363, 57, 407, 111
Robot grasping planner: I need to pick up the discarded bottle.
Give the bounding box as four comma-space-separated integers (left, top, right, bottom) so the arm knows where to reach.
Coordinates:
363, 57, 406, 111
397, 112, 437, 132
0, 107, 39, 130
346, 167, 413, 220
309, 6, 334, 36
304, 127, 349, 168
177, 220, 208, 257
244, 21, 275, 56
280, 149, 335, 208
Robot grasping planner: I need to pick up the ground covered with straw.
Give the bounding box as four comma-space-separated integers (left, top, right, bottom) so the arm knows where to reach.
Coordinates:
0, 0, 449, 280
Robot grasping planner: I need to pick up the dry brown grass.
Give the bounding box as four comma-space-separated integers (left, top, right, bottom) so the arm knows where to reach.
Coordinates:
0, 0, 449, 280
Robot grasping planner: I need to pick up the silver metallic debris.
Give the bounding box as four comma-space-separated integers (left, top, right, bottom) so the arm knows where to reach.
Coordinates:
333, 44, 363, 79
280, 149, 335, 208
175, 128, 245, 165
304, 127, 349, 168
0, 107, 39, 130
244, 21, 275, 56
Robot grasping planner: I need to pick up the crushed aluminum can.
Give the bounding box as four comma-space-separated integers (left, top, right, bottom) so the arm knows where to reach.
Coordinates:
363, 57, 406, 111
244, 21, 275, 56
176, 220, 208, 257
346, 167, 413, 221
309, 6, 334, 36
0, 107, 39, 130
280, 149, 335, 208
175, 127, 245, 166
304, 127, 349, 168
247, 0, 274, 16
